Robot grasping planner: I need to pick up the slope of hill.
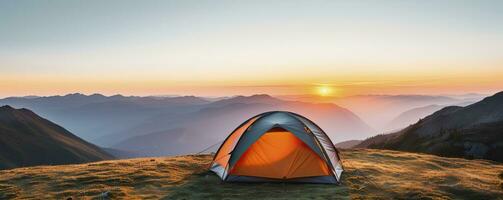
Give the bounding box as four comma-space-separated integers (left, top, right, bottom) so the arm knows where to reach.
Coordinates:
0, 149, 501, 199
357, 91, 503, 162
0, 105, 113, 169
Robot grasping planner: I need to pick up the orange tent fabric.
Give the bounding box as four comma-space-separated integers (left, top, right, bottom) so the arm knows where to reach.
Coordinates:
230, 128, 330, 179
213, 116, 258, 167
210, 111, 343, 184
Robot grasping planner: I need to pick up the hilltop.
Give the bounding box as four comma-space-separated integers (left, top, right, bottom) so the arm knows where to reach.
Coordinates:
1, 149, 501, 199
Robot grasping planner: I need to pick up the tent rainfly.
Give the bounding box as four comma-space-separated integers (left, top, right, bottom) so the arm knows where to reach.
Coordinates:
210, 111, 343, 184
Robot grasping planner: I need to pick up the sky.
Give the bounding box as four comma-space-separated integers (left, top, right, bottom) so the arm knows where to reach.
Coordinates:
1, 0, 502, 97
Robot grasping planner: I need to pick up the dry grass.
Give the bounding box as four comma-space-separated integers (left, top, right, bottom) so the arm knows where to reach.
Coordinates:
1, 149, 502, 199
0, 155, 211, 199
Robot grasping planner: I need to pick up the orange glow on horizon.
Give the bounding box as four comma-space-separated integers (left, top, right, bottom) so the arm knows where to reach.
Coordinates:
1, 70, 503, 98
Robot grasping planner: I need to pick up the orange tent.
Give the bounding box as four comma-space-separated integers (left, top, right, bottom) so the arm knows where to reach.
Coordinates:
210, 111, 343, 184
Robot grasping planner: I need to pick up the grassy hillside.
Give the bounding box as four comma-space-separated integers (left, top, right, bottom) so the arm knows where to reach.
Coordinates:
1, 149, 502, 199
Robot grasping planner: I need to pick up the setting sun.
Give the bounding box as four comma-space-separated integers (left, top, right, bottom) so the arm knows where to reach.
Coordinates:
317, 86, 333, 96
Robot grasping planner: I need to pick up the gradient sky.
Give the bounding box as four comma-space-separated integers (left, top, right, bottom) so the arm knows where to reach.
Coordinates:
1, 0, 502, 97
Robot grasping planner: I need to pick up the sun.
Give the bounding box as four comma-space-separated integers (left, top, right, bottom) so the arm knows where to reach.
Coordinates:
317, 85, 333, 96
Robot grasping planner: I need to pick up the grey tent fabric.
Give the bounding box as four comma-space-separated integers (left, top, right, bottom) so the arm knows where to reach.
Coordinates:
210, 111, 344, 184
290, 113, 344, 180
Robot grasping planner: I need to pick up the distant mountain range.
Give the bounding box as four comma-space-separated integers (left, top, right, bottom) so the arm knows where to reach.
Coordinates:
384, 104, 445, 132
278, 94, 486, 132
0, 93, 210, 141
1, 94, 373, 156
0, 93, 210, 142
0, 105, 112, 169
3, 92, 492, 159
109, 94, 374, 156
356, 91, 503, 162
333, 140, 362, 149
384, 101, 476, 132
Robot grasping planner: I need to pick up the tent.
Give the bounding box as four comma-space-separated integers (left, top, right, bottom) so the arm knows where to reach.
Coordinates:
210, 111, 343, 184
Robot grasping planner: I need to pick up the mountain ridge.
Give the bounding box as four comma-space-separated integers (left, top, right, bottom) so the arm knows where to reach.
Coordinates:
0, 105, 113, 169
356, 91, 503, 162
107, 95, 374, 156
2, 93, 373, 157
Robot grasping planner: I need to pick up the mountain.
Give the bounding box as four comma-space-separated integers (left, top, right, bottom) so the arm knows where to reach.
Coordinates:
278, 94, 477, 132
333, 140, 362, 149
210, 94, 284, 106
0, 105, 113, 169
356, 91, 503, 162
102, 148, 140, 159
333, 95, 463, 131
109, 95, 374, 156
1, 94, 372, 157
384, 101, 478, 132
384, 104, 445, 132
1, 149, 501, 199
0, 93, 210, 143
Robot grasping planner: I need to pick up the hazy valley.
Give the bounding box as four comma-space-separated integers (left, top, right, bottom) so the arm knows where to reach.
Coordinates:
1, 94, 375, 157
